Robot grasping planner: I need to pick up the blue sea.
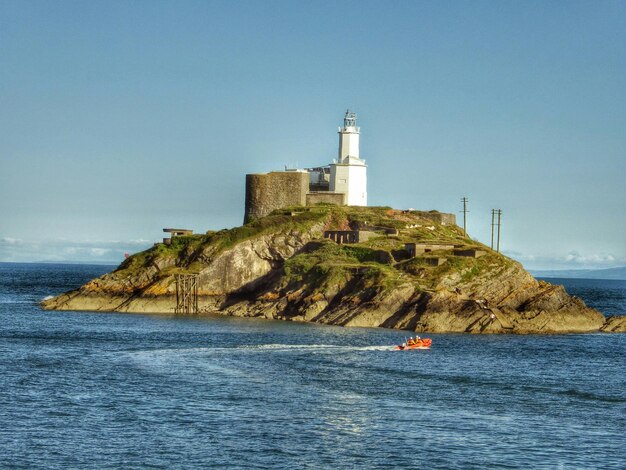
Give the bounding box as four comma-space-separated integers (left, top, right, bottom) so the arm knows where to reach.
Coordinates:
0, 263, 624, 469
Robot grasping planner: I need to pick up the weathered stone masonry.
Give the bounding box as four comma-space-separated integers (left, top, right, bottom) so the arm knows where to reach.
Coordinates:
244, 172, 309, 224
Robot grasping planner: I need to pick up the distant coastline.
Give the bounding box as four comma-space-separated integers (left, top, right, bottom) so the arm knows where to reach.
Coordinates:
0, 261, 119, 267
530, 266, 626, 281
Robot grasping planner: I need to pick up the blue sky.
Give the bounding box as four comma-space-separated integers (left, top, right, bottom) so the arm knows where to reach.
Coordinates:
1, 0, 624, 269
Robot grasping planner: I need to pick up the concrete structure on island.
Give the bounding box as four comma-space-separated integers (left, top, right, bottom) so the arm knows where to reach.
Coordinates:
244, 110, 368, 223
403, 242, 486, 260
323, 230, 379, 244
163, 228, 193, 246
404, 242, 456, 257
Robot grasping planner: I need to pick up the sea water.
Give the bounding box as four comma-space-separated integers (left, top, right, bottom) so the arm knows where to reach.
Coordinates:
0, 263, 624, 469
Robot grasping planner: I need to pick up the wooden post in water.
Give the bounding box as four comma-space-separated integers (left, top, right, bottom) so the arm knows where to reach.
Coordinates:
175, 274, 199, 314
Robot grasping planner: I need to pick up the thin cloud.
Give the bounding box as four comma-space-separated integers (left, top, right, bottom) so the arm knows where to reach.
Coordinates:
505, 249, 626, 270
0, 237, 155, 263
1, 237, 23, 245
563, 251, 618, 264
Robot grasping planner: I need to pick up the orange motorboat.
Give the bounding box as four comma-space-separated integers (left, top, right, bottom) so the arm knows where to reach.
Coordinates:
394, 338, 432, 350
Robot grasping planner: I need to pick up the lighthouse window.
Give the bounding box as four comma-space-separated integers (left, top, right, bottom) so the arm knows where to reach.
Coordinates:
340, 179, 347, 183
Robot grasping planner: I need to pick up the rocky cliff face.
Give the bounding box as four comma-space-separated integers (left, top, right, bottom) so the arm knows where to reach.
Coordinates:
42, 206, 613, 334
600, 316, 626, 333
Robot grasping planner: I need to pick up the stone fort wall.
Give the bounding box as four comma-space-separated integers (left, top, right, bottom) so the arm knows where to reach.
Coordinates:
418, 211, 456, 226
306, 192, 346, 207
244, 172, 309, 223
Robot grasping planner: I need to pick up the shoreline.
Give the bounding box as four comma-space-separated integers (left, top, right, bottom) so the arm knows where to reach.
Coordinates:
41, 294, 626, 334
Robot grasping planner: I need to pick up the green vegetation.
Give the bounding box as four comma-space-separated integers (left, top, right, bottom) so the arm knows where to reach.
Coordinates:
118, 209, 331, 276
282, 237, 404, 293
115, 205, 511, 294
341, 245, 381, 263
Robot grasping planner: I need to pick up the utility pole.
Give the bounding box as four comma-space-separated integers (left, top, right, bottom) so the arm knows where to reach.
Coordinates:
496, 209, 502, 253
491, 209, 496, 250
461, 197, 468, 237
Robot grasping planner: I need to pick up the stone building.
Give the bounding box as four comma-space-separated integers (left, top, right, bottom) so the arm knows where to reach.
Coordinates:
244, 110, 367, 223
244, 171, 310, 223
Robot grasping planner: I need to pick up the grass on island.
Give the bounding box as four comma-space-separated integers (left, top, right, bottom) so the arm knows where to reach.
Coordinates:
114, 204, 512, 292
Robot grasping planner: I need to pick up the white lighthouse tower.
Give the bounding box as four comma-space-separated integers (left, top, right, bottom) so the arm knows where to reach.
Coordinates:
330, 110, 368, 206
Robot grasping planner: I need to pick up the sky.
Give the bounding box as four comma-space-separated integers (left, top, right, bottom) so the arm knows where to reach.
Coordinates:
1, 0, 625, 269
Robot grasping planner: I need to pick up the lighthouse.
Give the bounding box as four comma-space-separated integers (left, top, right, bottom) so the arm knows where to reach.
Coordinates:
330, 110, 368, 206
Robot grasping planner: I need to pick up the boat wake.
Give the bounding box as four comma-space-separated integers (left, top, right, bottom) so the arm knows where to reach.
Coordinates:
239, 343, 392, 352
124, 343, 393, 359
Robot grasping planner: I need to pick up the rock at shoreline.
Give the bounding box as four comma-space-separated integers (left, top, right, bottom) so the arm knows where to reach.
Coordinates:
42, 206, 607, 334
600, 316, 626, 333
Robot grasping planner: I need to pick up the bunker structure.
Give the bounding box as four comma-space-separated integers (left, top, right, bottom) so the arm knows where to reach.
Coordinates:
404, 242, 456, 257
323, 230, 379, 244
403, 242, 486, 260
163, 228, 193, 246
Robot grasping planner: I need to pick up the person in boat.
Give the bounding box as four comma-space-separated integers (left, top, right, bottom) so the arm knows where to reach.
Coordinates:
407, 337, 415, 346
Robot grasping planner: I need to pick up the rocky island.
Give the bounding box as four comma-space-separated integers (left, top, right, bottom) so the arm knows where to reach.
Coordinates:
42, 205, 615, 334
